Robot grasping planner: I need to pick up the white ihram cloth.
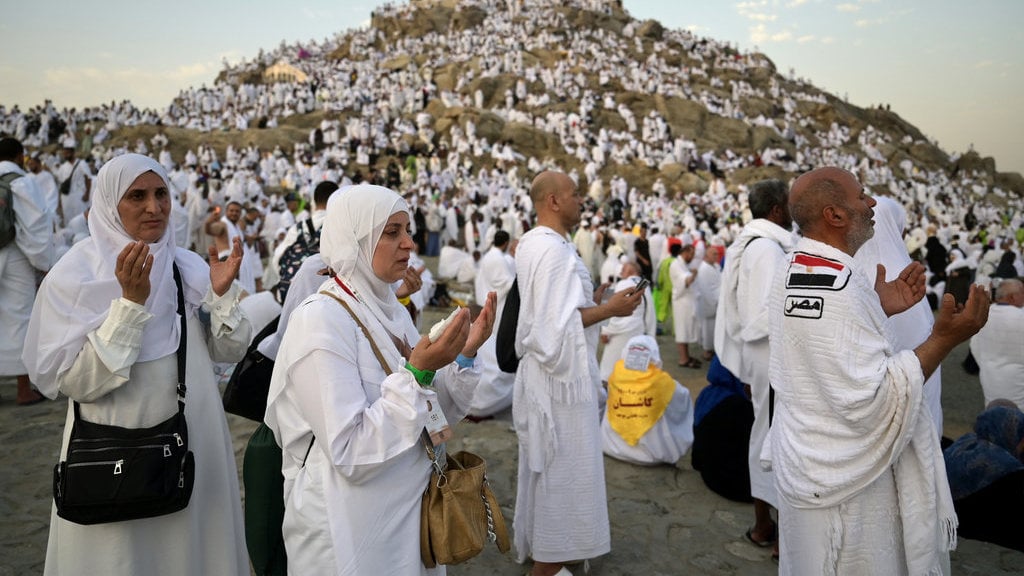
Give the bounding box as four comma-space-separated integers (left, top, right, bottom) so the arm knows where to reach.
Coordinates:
970, 303, 1024, 410
713, 218, 794, 506
220, 215, 257, 294
598, 276, 656, 382
855, 196, 943, 435
470, 246, 516, 417
22, 154, 251, 575
513, 226, 610, 564
766, 237, 956, 576
0, 160, 53, 375
265, 184, 480, 575
669, 257, 697, 343
693, 259, 722, 351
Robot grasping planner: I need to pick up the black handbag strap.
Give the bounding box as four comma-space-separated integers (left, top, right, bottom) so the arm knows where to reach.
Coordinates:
72, 262, 188, 421
173, 262, 187, 411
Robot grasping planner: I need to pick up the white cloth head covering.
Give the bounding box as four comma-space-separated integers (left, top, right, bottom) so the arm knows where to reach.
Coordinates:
320, 184, 419, 345
23, 154, 208, 395
622, 334, 662, 371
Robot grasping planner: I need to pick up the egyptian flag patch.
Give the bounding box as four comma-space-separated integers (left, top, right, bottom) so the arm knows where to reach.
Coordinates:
786, 252, 851, 291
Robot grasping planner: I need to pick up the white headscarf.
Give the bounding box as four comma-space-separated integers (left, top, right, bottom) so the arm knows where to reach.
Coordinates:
24, 154, 208, 395
320, 184, 419, 345
622, 334, 663, 371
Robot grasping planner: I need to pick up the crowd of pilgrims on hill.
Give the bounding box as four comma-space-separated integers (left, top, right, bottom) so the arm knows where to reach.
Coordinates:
5, 0, 1023, 302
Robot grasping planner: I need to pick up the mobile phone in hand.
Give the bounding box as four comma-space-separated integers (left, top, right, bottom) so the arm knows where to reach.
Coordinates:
630, 278, 650, 296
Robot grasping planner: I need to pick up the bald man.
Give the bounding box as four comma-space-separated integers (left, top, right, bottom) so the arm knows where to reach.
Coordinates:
970, 278, 1024, 410
512, 171, 642, 576
767, 167, 989, 575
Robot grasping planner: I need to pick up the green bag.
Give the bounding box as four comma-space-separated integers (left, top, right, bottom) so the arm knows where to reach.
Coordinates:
242, 424, 287, 576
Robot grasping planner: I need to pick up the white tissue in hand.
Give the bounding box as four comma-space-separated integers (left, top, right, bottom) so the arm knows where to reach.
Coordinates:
429, 308, 461, 342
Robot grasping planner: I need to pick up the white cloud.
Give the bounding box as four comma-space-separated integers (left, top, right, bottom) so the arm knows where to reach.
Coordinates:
736, 1, 777, 22
750, 23, 769, 44
786, 0, 809, 7
855, 18, 872, 27
836, 3, 861, 12
797, 35, 816, 44
820, 36, 836, 44
749, 23, 795, 44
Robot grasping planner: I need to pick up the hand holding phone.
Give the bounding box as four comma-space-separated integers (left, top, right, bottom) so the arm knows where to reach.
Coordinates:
630, 278, 650, 296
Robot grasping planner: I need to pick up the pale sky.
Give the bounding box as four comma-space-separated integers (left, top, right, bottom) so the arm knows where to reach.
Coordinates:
1, 0, 1020, 174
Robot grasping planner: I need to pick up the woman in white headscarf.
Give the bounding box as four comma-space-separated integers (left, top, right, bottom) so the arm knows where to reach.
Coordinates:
265, 184, 496, 575
23, 153, 252, 575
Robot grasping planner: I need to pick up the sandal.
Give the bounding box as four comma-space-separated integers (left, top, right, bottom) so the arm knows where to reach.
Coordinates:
744, 521, 777, 548
679, 358, 702, 369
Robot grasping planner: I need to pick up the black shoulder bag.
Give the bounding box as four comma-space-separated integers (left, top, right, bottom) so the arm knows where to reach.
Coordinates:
222, 314, 280, 422
495, 277, 521, 374
53, 264, 196, 525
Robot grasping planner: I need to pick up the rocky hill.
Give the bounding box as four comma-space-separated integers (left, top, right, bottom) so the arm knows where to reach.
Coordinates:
114, 0, 1023, 200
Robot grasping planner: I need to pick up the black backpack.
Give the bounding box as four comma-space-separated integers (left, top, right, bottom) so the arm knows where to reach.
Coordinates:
276, 219, 319, 303
0, 172, 21, 250
495, 277, 521, 373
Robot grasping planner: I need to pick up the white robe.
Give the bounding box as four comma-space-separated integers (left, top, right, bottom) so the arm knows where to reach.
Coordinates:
598, 277, 656, 381
714, 219, 794, 506
970, 303, 1024, 410
265, 282, 480, 576
855, 196, 943, 434
669, 257, 698, 344
601, 380, 694, 466
512, 226, 610, 564
470, 247, 516, 417
221, 216, 257, 294
0, 161, 54, 375
694, 259, 722, 352
42, 287, 250, 576
767, 237, 955, 576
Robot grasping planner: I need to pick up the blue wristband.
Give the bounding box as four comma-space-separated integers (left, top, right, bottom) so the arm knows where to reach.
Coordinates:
455, 354, 475, 369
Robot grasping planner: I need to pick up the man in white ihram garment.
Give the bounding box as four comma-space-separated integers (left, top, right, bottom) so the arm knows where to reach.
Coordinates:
767, 167, 988, 575
513, 171, 643, 576
969, 278, 1024, 410
0, 137, 54, 405
205, 200, 258, 294
468, 229, 517, 418
715, 179, 794, 555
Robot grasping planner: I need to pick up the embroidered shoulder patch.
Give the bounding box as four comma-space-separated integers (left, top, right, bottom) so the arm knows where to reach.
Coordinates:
786, 252, 850, 291
784, 295, 823, 319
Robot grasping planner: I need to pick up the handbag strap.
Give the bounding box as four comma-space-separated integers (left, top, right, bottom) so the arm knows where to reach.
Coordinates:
317, 289, 443, 468
173, 263, 187, 410
72, 262, 188, 422
318, 290, 393, 375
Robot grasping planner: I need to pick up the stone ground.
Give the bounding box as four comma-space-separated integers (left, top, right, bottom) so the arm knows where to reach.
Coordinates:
2, 277, 1021, 575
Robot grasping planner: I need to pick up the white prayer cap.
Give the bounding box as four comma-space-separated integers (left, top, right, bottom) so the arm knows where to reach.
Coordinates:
62, 136, 77, 149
